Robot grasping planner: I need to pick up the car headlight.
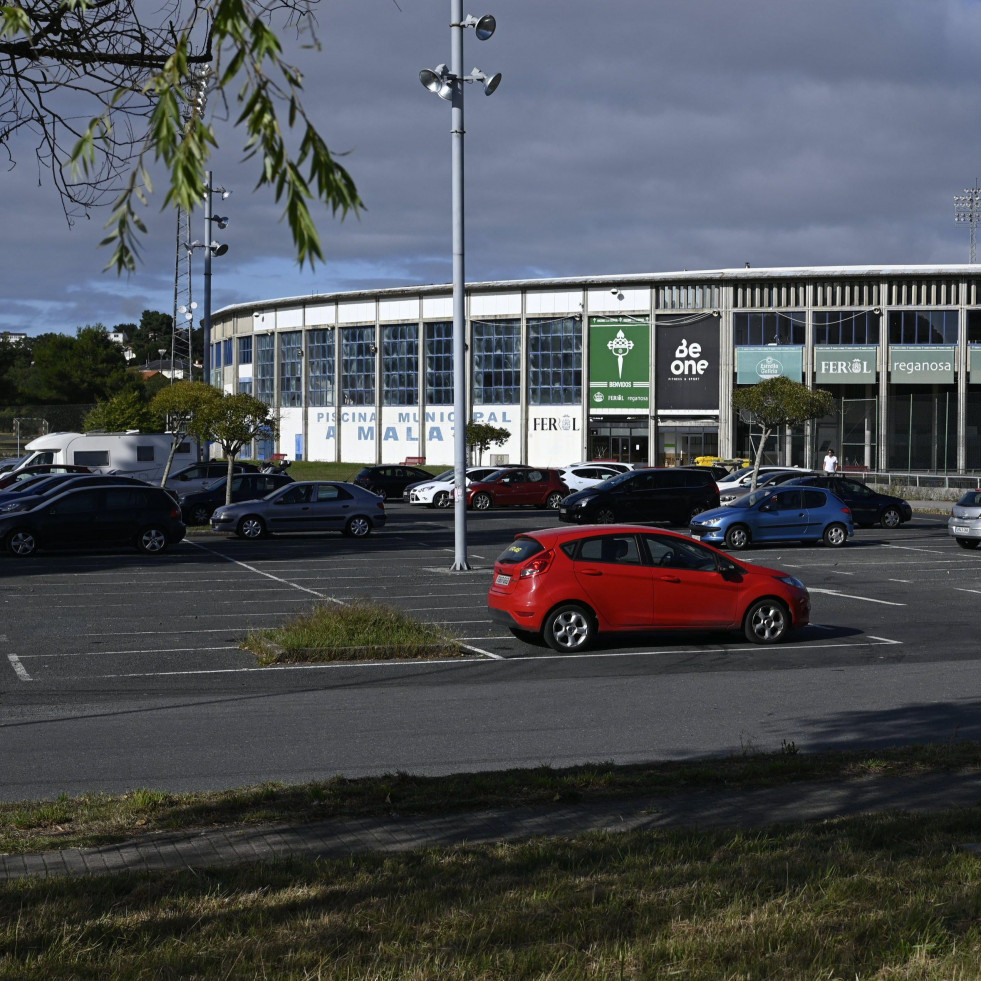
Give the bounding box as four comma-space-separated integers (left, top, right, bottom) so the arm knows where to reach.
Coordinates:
575, 497, 594, 508
777, 575, 806, 590
698, 517, 722, 526
0, 501, 26, 512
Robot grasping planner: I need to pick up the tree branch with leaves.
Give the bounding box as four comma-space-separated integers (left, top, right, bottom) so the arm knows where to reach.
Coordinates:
732, 376, 836, 488
0, 0, 363, 272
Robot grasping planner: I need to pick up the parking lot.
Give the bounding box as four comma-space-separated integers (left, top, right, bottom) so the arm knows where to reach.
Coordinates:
1, 502, 977, 687
5, 501, 981, 800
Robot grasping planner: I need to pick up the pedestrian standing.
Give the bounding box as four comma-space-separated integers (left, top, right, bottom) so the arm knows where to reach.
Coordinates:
823, 448, 839, 474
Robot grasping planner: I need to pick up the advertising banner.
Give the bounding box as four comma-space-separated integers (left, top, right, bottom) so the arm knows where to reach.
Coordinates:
735, 347, 803, 384
889, 346, 956, 384
655, 314, 720, 411
588, 317, 650, 411
814, 346, 878, 384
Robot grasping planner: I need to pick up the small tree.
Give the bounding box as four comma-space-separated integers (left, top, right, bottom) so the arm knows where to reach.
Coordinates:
150, 380, 222, 485
83, 389, 164, 433
732, 376, 835, 489
466, 421, 511, 465
201, 393, 279, 505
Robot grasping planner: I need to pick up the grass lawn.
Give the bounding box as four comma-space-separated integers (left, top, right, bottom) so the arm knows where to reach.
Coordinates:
3, 744, 981, 978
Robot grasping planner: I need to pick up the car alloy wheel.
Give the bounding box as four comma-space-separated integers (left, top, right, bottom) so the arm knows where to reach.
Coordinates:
743, 598, 789, 644
137, 526, 168, 554
472, 492, 492, 511
190, 504, 211, 525
373, 487, 388, 501
595, 507, 616, 524
543, 603, 595, 652
823, 522, 848, 547
344, 515, 371, 538
433, 491, 451, 508
6, 528, 37, 557
237, 515, 266, 539
880, 507, 902, 529
725, 525, 750, 550
545, 491, 564, 509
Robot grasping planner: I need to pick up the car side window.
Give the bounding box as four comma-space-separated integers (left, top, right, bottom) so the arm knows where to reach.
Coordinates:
316, 484, 349, 502
282, 485, 312, 504
577, 535, 641, 565
802, 489, 827, 508
773, 489, 803, 510
643, 535, 718, 571
527, 470, 544, 482
48, 490, 101, 514
105, 488, 147, 509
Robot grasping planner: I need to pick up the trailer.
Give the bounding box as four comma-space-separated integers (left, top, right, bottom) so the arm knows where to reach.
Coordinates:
20, 431, 199, 485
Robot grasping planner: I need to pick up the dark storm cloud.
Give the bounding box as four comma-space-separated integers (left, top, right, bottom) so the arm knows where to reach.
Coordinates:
4, 0, 981, 334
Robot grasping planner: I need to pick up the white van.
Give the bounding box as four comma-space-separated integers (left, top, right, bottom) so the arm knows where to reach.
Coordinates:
20, 432, 198, 485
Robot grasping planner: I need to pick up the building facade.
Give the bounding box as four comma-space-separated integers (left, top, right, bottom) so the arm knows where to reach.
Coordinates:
208, 265, 981, 472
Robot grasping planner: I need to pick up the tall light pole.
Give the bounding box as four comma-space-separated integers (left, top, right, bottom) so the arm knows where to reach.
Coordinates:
954, 181, 981, 263
420, 5, 501, 571
188, 172, 231, 386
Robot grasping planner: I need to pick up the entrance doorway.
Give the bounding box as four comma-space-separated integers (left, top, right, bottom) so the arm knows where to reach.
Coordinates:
656, 425, 719, 467
588, 417, 649, 465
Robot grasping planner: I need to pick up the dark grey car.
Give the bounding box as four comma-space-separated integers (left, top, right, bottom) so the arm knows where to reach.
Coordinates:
210, 481, 387, 539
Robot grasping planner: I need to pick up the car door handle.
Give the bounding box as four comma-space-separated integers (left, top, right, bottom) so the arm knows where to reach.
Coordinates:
580, 569, 603, 576
657, 575, 682, 583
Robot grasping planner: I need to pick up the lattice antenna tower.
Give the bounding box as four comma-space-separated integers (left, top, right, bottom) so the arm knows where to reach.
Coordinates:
954, 180, 981, 263
172, 70, 211, 381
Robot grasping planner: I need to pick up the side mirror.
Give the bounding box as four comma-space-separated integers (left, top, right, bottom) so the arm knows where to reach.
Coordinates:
758, 503, 773, 512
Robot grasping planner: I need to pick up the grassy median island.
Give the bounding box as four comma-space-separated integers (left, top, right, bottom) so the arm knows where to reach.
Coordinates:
242, 600, 467, 664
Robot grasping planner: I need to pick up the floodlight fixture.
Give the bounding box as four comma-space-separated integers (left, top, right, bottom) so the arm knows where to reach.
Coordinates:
211, 214, 229, 230
419, 64, 454, 101
461, 13, 496, 40
468, 67, 501, 95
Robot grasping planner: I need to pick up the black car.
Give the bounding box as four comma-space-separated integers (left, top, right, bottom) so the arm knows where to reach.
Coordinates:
558, 467, 720, 526
352, 465, 433, 501
0, 484, 185, 557
783, 475, 912, 529
0, 473, 162, 512
178, 472, 294, 525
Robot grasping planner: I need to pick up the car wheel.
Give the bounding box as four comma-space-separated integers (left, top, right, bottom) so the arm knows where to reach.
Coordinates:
543, 603, 596, 653
6, 528, 37, 557
595, 507, 616, 524
236, 515, 266, 539
433, 491, 451, 509
823, 522, 848, 547
879, 507, 902, 529
136, 526, 168, 555
344, 515, 372, 538
545, 491, 564, 509
190, 504, 212, 525
743, 598, 790, 644
373, 487, 388, 502
472, 492, 492, 511
956, 537, 981, 550
724, 524, 750, 550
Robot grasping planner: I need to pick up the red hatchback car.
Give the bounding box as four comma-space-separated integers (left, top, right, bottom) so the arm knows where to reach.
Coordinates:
488, 525, 810, 652
466, 466, 568, 511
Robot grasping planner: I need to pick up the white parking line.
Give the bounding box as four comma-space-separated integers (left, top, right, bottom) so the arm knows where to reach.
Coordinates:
809, 588, 906, 606
83, 635, 903, 679
7, 653, 31, 682
20, 646, 242, 659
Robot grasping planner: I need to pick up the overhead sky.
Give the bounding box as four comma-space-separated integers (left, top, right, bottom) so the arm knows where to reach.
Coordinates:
7, 0, 981, 337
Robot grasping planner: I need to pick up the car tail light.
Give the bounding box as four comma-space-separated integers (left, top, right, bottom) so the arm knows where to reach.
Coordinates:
376, 501, 385, 511
840, 506, 851, 516
519, 550, 553, 578
170, 506, 180, 519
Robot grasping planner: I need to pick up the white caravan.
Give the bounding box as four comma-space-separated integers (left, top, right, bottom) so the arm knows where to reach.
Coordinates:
20, 431, 198, 484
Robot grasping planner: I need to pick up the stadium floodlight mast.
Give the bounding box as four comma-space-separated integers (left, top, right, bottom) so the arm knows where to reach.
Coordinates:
419, 4, 501, 572
954, 181, 981, 263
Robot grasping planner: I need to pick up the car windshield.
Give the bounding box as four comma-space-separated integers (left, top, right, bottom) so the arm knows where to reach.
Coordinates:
433, 470, 454, 482
603, 470, 639, 488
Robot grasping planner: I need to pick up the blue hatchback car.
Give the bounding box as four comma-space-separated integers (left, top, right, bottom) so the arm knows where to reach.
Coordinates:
689, 485, 853, 551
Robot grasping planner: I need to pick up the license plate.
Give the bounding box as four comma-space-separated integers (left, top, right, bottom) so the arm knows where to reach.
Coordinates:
953, 526, 971, 534
495, 573, 511, 586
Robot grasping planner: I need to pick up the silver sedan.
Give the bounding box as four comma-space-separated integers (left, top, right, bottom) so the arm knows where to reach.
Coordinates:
210, 481, 387, 539
949, 490, 981, 549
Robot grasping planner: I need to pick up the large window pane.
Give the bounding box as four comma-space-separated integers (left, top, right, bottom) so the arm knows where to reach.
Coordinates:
426, 321, 453, 405
888, 310, 958, 345
279, 330, 302, 407
733, 312, 804, 346
528, 317, 581, 404
814, 311, 880, 345
382, 324, 418, 406
307, 328, 335, 407
255, 333, 275, 405
472, 319, 520, 404
341, 327, 375, 405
